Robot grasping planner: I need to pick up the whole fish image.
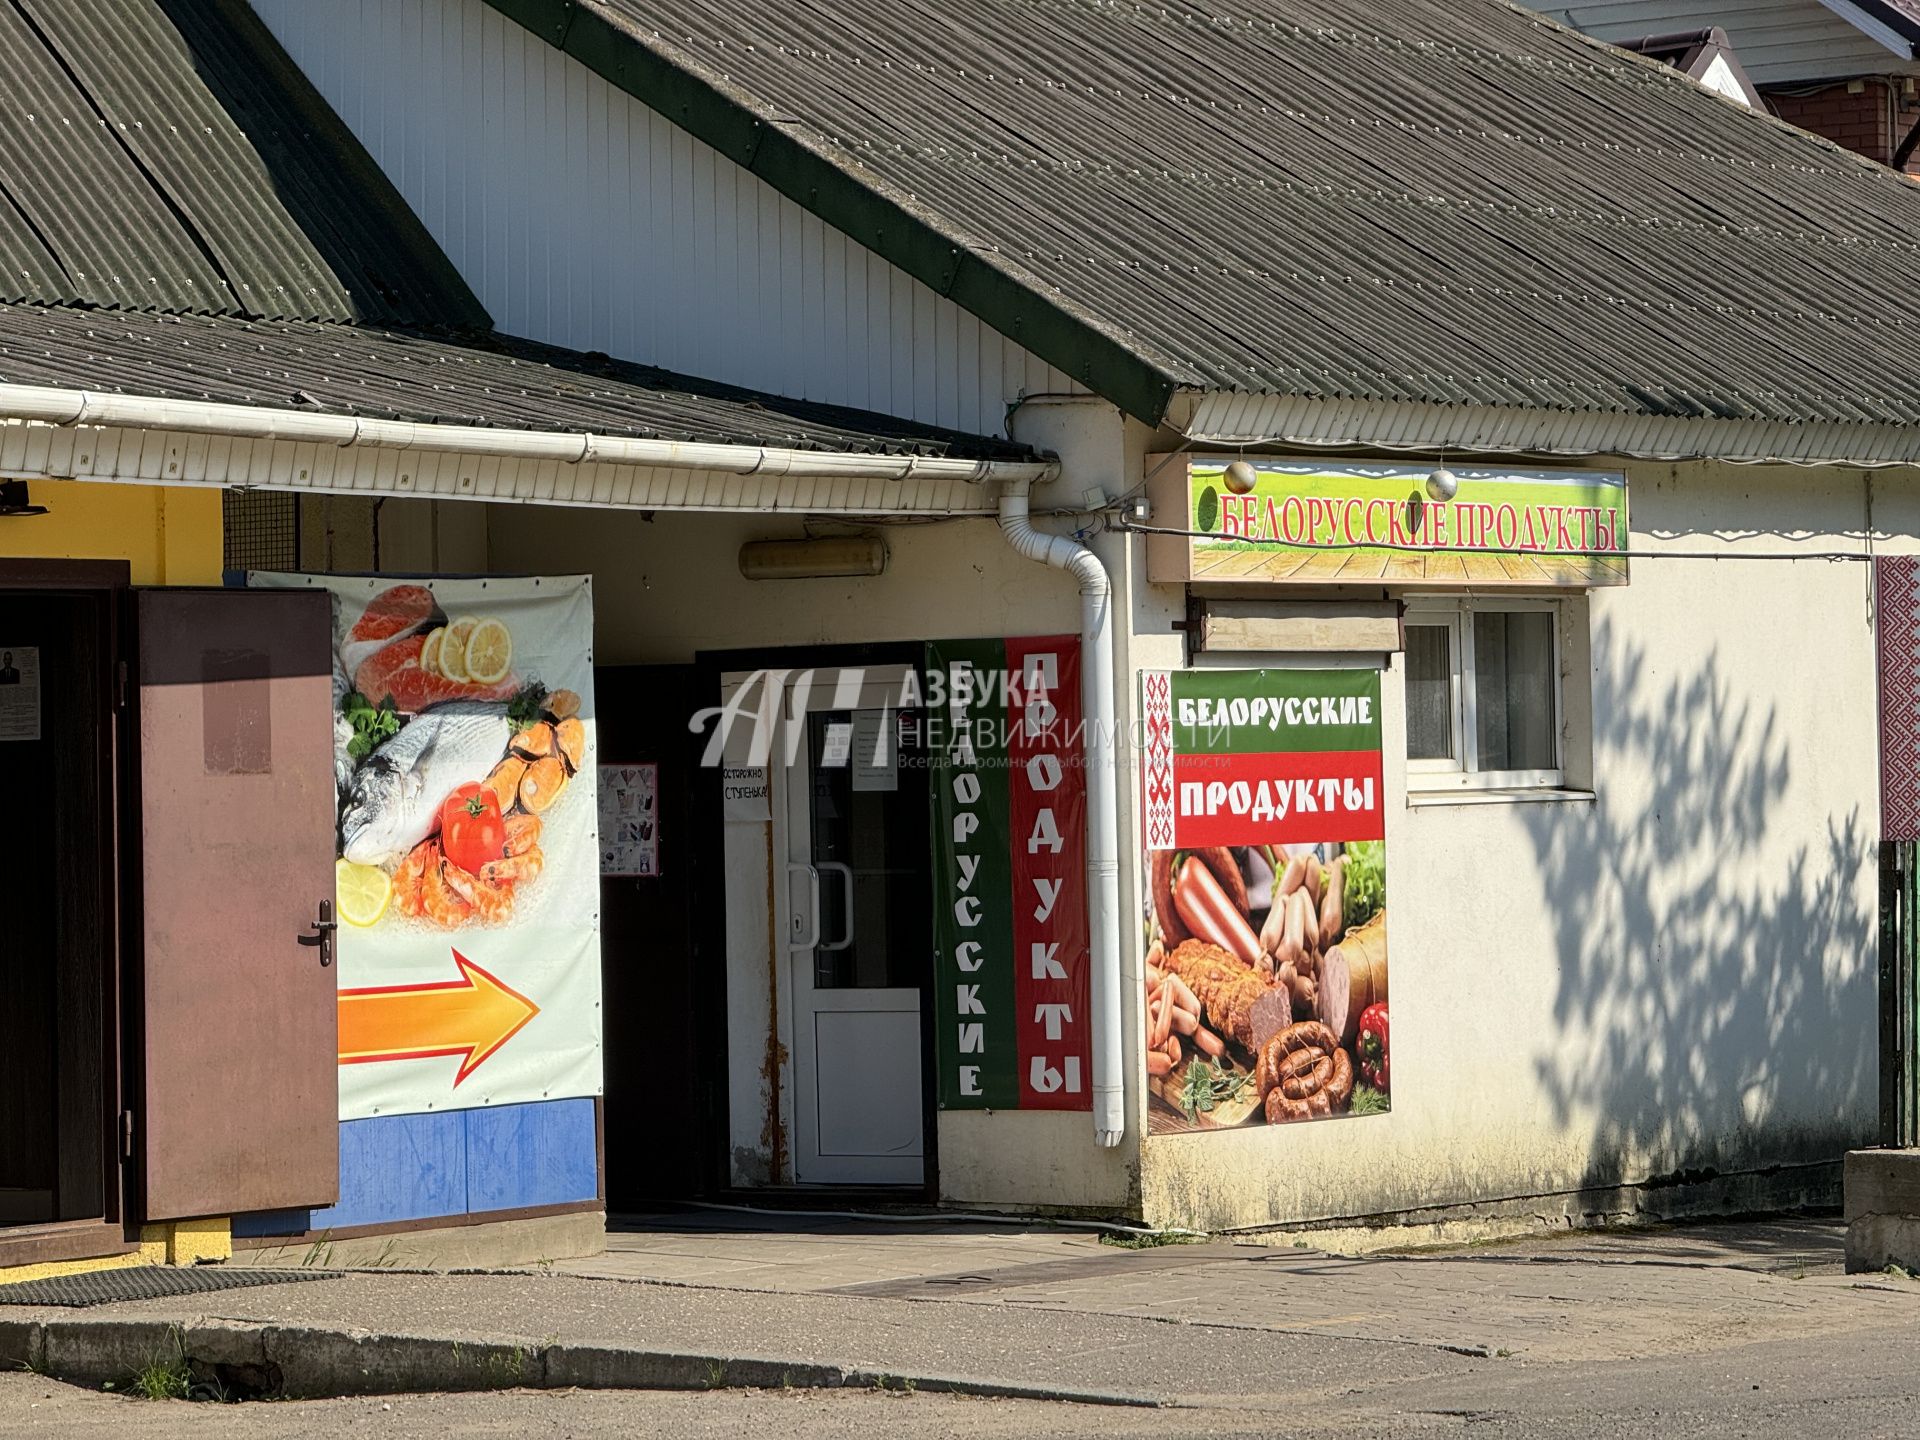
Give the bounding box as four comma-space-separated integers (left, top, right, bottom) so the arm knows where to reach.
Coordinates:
341, 702, 513, 866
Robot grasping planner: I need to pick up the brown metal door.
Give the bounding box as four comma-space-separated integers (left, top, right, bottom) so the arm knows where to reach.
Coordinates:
135, 588, 339, 1221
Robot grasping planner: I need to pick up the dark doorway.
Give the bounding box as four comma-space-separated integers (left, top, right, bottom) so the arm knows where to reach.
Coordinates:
0, 590, 114, 1226
595, 663, 706, 1207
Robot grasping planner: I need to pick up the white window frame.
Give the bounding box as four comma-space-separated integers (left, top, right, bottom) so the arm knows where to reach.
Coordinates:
1404, 598, 1565, 792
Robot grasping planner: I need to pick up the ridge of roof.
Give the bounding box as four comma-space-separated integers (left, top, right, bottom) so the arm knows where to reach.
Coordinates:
479, 0, 1920, 437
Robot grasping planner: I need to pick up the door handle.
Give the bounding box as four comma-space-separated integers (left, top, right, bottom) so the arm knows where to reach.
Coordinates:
785, 863, 820, 951
297, 898, 337, 967
817, 861, 855, 952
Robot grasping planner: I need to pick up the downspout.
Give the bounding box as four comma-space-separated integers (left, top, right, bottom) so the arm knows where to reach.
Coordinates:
998, 479, 1125, 1147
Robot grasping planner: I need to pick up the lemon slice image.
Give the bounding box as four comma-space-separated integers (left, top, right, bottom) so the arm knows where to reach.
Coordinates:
463, 618, 513, 686
335, 858, 392, 928
418, 626, 445, 677
437, 616, 478, 682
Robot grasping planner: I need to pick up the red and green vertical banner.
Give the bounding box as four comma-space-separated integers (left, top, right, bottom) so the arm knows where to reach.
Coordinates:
930, 636, 1091, 1111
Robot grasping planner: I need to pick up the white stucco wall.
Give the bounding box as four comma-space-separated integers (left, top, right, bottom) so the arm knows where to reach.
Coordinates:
1137, 459, 1887, 1230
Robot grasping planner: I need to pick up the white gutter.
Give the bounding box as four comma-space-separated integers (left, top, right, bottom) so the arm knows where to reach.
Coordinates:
0, 383, 1059, 487
998, 480, 1125, 1149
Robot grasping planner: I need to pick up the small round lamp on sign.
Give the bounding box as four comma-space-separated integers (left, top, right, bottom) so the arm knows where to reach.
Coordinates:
1425, 466, 1459, 503
1223, 460, 1259, 495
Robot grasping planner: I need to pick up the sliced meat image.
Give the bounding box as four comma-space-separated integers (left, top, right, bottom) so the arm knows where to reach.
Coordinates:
355, 633, 518, 714
340, 584, 439, 677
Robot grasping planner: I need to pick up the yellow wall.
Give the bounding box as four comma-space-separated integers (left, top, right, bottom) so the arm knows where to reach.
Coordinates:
0, 480, 223, 584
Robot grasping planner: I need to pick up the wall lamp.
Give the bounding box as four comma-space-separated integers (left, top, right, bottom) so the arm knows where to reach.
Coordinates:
739, 536, 887, 580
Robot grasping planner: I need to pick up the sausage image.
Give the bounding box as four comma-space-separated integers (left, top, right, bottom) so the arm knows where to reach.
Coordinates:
1173, 856, 1265, 970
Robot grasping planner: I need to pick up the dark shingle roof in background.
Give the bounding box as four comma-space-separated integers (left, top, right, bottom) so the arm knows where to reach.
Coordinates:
0, 0, 484, 325
0, 305, 1034, 459
525, 0, 1920, 428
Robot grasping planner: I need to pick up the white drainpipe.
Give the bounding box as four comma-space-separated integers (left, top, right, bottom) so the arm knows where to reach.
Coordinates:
998, 480, 1125, 1148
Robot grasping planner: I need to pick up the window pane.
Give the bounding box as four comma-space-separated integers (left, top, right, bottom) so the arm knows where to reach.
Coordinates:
1474, 611, 1556, 772
1405, 625, 1454, 760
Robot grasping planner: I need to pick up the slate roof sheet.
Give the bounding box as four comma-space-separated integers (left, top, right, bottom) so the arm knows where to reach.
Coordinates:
0, 305, 1034, 459
0, 0, 1028, 460
541, 0, 1920, 427
0, 0, 484, 326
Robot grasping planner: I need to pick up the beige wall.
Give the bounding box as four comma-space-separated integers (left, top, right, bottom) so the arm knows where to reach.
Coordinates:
490, 445, 1888, 1229
491, 506, 1073, 665
1138, 459, 1887, 1229
490, 492, 1138, 1211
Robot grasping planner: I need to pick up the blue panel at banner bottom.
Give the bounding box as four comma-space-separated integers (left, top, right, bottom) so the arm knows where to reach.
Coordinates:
305, 1109, 471, 1231
465, 1098, 599, 1213
235, 1099, 599, 1234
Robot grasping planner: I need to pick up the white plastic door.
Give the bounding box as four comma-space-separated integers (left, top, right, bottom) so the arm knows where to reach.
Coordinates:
777, 667, 927, 1185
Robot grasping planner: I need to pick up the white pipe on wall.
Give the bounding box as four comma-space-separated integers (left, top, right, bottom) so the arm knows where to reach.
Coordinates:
0, 383, 1060, 488
997, 480, 1125, 1148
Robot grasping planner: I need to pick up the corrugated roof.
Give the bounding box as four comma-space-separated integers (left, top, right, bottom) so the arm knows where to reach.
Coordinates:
0, 304, 1035, 459
0, 0, 1031, 461
0, 0, 485, 326
491, 0, 1920, 429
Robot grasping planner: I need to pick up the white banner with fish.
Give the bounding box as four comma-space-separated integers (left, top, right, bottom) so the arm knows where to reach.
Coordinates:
249, 572, 602, 1122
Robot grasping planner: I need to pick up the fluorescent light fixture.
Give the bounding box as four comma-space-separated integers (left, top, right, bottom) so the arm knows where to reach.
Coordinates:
738, 536, 887, 580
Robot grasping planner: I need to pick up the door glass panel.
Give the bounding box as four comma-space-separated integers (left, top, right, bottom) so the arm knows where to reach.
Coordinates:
807, 708, 928, 989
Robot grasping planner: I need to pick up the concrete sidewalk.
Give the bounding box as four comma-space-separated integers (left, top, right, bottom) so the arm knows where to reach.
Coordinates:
1, 1214, 1914, 1410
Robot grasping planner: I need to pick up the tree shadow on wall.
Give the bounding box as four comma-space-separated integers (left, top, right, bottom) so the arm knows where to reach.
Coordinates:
1521, 617, 1874, 1202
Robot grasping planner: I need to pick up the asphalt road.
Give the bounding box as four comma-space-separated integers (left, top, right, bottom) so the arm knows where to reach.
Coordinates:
9, 1316, 1920, 1439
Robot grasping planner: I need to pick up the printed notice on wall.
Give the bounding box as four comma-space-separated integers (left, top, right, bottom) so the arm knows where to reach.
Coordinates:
599, 763, 660, 877
0, 645, 40, 742
850, 708, 897, 793
1139, 668, 1389, 1133
723, 765, 771, 823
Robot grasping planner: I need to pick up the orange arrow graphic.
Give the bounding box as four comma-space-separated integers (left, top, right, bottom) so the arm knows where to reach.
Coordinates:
338, 950, 540, 1086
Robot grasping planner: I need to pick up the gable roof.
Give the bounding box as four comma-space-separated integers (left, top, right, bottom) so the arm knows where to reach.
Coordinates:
484, 0, 1920, 437
1614, 27, 1763, 108
0, 0, 1031, 463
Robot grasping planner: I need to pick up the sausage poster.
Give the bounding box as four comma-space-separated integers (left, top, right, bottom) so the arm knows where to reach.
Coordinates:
930, 636, 1091, 1110
1140, 667, 1389, 1132
250, 572, 603, 1122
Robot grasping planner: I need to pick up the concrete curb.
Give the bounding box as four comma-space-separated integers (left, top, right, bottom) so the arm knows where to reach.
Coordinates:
0, 1316, 1156, 1408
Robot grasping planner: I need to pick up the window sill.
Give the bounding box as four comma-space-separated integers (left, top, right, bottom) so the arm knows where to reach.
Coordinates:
1407, 786, 1595, 808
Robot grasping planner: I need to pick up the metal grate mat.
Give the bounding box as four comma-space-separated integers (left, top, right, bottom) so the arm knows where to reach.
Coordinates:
0, 1266, 340, 1308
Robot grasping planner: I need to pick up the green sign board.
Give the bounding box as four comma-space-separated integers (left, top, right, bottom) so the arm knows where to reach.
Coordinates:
1146, 457, 1628, 588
